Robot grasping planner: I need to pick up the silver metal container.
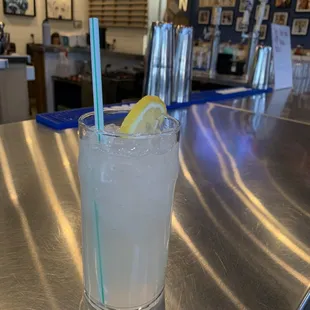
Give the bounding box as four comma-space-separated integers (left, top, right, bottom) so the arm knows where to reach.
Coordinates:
250, 45, 272, 90
172, 26, 193, 103
144, 22, 175, 106
209, 7, 222, 77
244, 30, 260, 81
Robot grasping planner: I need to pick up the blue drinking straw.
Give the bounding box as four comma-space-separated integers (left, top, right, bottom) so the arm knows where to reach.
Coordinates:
94, 201, 105, 303
90, 17, 104, 132
89, 17, 105, 303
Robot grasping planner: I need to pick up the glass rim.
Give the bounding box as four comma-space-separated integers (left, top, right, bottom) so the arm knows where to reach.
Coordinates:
78, 111, 181, 139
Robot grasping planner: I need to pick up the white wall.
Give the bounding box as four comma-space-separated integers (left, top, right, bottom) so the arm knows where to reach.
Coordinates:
148, 0, 167, 28
105, 28, 146, 55
0, 0, 88, 54
105, 0, 167, 55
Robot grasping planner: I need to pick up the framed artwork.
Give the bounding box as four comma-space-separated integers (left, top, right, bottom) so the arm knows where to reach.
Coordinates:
275, 0, 291, 8
198, 10, 210, 24
296, 0, 310, 12
291, 18, 309, 35
273, 12, 289, 25
235, 17, 248, 32
239, 0, 246, 12
46, 0, 73, 20
259, 24, 267, 40
221, 11, 234, 25
3, 0, 36, 17
255, 4, 270, 21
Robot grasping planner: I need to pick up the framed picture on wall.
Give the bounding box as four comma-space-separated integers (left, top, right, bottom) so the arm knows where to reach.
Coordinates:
198, 10, 210, 24
296, 0, 310, 12
259, 24, 267, 40
275, 0, 291, 8
273, 12, 289, 25
291, 18, 309, 35
46, 0, 73, 20
3, 0, 36, 17
255, 4, 270, 21
235, 17, 248, 32
221, 11, 234, 25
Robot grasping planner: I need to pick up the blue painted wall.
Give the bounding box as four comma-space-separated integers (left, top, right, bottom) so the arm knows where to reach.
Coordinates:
189, 0, 310, 48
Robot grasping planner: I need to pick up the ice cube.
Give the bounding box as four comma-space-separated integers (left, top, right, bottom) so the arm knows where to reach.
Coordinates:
104, 123, 120, 133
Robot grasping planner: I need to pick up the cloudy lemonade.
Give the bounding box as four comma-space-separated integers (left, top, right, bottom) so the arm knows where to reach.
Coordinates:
78, 96, 180, 310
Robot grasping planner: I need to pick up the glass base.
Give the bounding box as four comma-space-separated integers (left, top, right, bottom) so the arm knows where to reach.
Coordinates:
84, 289, 164, 310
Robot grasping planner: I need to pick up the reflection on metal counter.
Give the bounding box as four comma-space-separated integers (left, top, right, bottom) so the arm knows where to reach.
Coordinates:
217, 89, 310, 125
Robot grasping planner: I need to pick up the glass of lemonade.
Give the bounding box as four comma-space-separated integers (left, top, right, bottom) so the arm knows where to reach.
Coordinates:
78, 111, 180, 310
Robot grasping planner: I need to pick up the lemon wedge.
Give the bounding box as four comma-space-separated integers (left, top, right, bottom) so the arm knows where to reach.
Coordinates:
120, 96, 167, 134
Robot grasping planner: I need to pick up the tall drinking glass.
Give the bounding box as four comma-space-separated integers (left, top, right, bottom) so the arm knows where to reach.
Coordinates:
78, 112, 180, 310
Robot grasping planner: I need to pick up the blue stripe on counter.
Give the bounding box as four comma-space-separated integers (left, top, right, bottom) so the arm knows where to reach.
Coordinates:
36, 87, 272, 130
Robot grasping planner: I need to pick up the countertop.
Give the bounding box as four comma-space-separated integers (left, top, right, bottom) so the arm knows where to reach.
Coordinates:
29, 44, 144, 60
0, 91, 310, 310
216, 88, 310, 125
0, 54, 30, 64
192, 70, 249, 88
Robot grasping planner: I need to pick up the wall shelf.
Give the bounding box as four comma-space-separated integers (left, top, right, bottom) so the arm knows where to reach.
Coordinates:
89, 0, 148, 28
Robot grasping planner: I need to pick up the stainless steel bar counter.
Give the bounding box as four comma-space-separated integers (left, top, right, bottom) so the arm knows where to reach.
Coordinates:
1, 92, 310, 310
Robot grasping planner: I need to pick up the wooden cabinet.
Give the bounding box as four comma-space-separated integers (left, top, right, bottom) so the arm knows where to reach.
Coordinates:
31, 49, 47, 113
